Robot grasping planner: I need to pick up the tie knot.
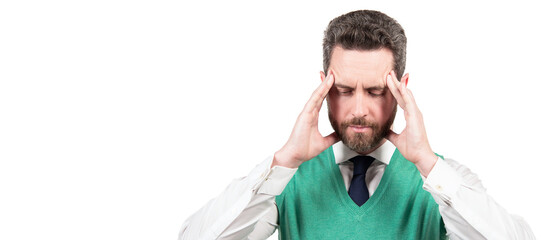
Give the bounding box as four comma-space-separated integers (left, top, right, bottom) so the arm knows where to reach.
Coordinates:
350, 156, 375, 176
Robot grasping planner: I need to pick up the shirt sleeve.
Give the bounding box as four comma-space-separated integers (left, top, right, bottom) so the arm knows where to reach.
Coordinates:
178, 156, 297, 240
423, 157, 536, 240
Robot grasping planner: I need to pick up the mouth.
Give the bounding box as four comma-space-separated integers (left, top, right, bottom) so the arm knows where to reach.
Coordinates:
348, 125, 372, 133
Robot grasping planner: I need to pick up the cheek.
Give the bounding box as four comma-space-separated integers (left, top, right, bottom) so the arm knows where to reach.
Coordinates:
357, 94, 392, 119
373, 97, 396, 120
328, 93, 352, 116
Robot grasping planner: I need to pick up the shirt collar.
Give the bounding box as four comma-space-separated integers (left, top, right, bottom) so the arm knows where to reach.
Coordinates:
332, 140, 396, 165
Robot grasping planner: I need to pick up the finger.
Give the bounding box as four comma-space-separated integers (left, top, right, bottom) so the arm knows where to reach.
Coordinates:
386, 73, 406, 109
392, 71, 417, 111
400, 81, 420, 113
384, 129, 399, 146
391, 71, 408, 104
303, 71, 334, 112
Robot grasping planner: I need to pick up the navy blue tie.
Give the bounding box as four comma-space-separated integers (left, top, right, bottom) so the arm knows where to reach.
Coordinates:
348, 156, 375, 206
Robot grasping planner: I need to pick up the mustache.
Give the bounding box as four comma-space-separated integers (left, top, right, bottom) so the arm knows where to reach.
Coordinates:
342, 117, 377, 128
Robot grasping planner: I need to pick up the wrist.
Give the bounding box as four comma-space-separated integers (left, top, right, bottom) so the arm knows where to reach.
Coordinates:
414, 152, 438, 177
272, 149, 302, 169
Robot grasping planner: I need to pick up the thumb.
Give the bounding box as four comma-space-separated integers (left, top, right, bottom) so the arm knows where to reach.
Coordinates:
323, 132, 340, 148
385, 129, 399, 146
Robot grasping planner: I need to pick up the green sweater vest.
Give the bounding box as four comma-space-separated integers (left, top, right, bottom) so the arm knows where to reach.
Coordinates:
275, 147, 447, 239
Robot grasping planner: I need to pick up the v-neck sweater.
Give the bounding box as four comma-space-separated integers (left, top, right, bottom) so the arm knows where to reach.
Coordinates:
275, 146, 447, 239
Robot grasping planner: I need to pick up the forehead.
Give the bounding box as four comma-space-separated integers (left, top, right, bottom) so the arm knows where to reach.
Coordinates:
330, 46, 394, 87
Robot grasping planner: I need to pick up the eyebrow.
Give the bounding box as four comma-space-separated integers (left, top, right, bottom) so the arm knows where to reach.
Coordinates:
334, 83, 354, 89
366, 86, 386, 91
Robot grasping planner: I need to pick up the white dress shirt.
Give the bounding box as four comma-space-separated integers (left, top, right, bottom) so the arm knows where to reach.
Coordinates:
179, 141, 535, 240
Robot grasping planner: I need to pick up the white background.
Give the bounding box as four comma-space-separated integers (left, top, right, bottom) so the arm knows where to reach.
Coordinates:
1, 0, 540, 239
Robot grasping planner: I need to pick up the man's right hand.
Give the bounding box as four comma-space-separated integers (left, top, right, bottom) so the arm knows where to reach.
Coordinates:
272, 71, 340, 169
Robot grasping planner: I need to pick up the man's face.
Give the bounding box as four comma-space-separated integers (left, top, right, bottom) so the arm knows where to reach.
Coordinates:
324, 46, 398, 154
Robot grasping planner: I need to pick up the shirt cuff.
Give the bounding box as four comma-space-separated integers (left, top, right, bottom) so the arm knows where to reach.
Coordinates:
422, 157, 462, 206
256, 156, 298, 196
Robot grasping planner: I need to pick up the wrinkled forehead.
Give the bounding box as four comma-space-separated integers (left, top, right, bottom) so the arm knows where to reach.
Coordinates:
330, 46, 394, 88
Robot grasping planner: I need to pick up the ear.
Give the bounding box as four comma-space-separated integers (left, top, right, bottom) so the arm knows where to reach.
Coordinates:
401, 73, 409, 86
320, 71, 326, 82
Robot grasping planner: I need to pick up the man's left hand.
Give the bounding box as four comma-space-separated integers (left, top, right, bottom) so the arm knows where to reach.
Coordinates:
385, 71, 438, 177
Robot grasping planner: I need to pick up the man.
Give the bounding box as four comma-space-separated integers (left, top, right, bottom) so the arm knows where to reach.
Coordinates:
179, 10, 534, 239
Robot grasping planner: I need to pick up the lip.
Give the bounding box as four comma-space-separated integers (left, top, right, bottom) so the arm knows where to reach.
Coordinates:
348, 125, 371, 133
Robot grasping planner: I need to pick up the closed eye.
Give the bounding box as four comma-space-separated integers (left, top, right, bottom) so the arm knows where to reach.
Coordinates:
334, 83, 354, 95
369, 91, 384, 96
367, 88, 386, 97
337, 88, 353, 95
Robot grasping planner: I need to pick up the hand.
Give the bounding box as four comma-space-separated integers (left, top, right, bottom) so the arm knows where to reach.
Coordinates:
385, 71, 437, 177
272, 72, 340, 168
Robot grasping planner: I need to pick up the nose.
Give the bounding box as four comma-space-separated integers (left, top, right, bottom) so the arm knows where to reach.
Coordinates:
353, 92, 369, 118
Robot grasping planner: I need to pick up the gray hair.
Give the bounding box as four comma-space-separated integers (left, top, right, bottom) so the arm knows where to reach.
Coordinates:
323, 10, 407, 79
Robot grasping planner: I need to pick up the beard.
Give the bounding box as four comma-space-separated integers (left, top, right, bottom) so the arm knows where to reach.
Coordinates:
328, 105, 396, 153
